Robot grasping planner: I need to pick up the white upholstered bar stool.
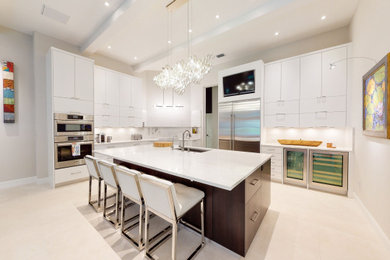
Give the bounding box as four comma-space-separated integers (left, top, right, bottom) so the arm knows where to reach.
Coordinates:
139, 174, 205, 260
98, 160, 122, 228
115, 166, 145, 250
85, 155, 102, 212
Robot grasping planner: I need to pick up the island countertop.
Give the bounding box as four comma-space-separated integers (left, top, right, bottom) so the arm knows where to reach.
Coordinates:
94, 145, 272, 191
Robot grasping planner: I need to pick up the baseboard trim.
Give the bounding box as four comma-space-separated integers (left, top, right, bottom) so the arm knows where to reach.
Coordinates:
353, 192, 390, 249
0, 176, 49, 190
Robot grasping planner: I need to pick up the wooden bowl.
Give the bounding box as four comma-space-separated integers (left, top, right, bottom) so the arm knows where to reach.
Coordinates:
153, 142, 173, 148
277, 139, 322, 147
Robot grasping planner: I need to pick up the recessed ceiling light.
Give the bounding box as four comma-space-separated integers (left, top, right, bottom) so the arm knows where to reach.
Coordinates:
216, 14, 220, 19
134, 56, 138, 60
168, 40, 172, 44
104, 1, 110, 7
188, 29, 192, 33
274, 32, 280, 36
321, 15, 327, 20
107, 45, 111, 49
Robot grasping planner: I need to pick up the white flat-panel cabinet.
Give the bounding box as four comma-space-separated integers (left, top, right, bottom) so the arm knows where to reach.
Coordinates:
106, 71, 120, 106
94, 66, 145, 128
119, 75, 132, 108
300, 53, 322, 99
132, 77, 145, 109
94, 67, 106, 104
50, 48, 94, 114
53, 50, 75, 99
322, 47, 347, 97
281, 58, 300, 101
264, 63, 281, 102
264, 44, 349, 128
75, 57, 94, 101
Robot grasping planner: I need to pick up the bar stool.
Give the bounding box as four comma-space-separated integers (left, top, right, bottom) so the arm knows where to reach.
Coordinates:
139, 174, 205, 260
98, 160, 122, 228
115, 166, 145, 250
85, 155, 102, 212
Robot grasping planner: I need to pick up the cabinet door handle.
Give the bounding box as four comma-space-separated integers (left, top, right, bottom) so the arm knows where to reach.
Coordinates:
70, 171, 82, 175
250, 211, 259, 222
250, 179, 259, 186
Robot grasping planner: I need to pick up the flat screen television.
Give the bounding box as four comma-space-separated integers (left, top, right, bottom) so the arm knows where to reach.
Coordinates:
223, 70, 255, 97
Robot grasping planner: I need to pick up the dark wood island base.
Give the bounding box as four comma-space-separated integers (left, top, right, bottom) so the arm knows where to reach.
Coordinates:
114, 159, 271, 257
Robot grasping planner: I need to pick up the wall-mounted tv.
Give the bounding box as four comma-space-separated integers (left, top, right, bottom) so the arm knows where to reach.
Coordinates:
222, 70, 255, 97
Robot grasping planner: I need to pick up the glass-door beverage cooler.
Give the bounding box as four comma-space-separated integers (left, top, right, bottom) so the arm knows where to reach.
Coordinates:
283, 148, 307, 187
309, 150, 348, 195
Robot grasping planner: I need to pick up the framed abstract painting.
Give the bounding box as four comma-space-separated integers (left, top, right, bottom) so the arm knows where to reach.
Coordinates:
2, 61, 15, 123
363, 54, 390, 138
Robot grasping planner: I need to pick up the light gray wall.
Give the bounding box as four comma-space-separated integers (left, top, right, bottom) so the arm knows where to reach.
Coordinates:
0, 26, 35, 182
349, 0, 390, 241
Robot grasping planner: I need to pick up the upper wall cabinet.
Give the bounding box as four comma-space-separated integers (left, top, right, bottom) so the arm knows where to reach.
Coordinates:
49, 48, 94, 115
53, 50, 75, 99
322, 47, 347, 97
94, 66, 145, 128
300, 53, 322, 99
281, 58, 300, 101
264, 44, 349, 128
264, 63, 281, 103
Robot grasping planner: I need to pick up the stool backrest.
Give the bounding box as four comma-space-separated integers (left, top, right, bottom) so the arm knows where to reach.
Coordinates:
115, 166, 143, 204
98, 160, 118, 188
85, 155, 100, 179
139, 174, 180, 221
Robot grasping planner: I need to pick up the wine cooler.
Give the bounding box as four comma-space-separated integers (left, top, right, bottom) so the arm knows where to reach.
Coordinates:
283, 148, 307, 187
309, 150, 348, 195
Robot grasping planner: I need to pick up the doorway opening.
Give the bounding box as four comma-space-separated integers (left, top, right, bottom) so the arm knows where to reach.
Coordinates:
205, 86, 218, 148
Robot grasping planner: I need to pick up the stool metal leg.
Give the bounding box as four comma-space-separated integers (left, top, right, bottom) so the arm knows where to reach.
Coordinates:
88, 176, 92, 205
172, 222, 178, 260
103, 184, 108, 219
97, 178, 102, 210
145, 208, 150, 254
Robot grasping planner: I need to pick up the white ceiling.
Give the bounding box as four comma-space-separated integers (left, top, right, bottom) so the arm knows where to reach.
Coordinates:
0, 0, 124, 46
0, 0, 359, 72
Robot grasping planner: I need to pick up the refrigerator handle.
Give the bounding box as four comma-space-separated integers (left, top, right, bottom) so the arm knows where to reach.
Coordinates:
232, 114, 235, 150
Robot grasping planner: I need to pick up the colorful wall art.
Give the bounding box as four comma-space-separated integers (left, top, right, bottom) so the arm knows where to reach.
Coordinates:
363, 54, 390, 138
2, 61, 15, 123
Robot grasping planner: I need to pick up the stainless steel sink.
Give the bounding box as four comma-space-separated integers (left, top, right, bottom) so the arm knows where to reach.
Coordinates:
174, 147, 210, 153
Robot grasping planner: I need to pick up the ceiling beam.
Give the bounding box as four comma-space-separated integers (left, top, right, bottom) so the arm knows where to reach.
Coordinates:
80, 0, 136, 53
132, 0, 295, 72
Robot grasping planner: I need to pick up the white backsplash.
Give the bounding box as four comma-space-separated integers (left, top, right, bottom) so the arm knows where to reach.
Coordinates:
262, 127, 354, 149
95, 127, 196, 143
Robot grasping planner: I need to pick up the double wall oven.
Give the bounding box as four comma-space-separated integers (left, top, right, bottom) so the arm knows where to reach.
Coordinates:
54, 113, 94, 169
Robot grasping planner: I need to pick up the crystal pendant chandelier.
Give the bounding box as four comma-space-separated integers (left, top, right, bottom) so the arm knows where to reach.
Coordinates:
153, 0, 213, 95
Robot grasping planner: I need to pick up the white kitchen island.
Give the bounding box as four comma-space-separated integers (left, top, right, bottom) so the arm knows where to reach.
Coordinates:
95, 145, 271, 257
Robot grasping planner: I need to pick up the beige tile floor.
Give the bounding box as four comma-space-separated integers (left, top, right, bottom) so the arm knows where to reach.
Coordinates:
0, 181, 389, 260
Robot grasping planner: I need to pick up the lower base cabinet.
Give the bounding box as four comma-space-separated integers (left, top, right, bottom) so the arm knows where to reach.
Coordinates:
55, 165, 88, 186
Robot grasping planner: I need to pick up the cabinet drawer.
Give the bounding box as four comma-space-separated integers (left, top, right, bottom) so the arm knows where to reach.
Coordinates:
95, 103, 119, 117
261, 146, 283, 155
55, 165, 88, 185
300, 96, 346, 113
53, 97, 93, 115
245, 167, 262, 204
300, 111, 346, 128
265, 100, 299, 115
264, 114, 299, 128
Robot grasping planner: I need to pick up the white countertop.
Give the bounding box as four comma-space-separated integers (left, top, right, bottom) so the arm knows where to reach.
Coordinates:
261, 142, 352, 152
95, 145, 271, 191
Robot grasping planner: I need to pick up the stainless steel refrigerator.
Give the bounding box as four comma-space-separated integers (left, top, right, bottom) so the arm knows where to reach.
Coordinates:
218, 99, 261, 153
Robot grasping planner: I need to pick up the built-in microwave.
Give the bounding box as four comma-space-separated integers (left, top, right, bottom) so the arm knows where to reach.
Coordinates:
54, 113, 94, 136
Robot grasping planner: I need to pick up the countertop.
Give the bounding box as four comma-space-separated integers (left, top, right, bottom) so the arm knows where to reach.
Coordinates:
261, 142, 352, 152
95, 145, 272, 191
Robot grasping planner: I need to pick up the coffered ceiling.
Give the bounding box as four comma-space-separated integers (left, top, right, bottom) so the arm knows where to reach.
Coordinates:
0, 0, 359, 72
